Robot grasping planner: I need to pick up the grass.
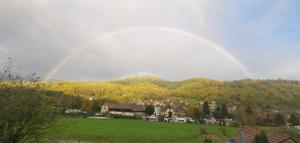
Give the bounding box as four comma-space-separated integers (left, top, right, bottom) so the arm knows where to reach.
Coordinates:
48, 116, 238, 143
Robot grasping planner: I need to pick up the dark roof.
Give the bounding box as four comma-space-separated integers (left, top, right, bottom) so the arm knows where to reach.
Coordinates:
233, 126, 298, 143
103, 103, 146, 112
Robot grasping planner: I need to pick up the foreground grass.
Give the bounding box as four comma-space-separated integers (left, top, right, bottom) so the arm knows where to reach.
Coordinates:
48, 116, 238, 143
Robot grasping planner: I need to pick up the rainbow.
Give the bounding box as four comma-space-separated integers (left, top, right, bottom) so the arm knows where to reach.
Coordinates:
42, 26, 252, 81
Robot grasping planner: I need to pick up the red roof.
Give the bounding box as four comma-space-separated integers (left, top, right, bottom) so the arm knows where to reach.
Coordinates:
267, 132, 290, 143
233, 126, 298, 143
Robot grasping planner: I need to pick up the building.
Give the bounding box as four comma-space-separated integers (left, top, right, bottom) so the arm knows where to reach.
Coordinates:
228, 105, 238, 114
227, 126, 298, 143
154, 106, 162, 116
209, 101, 217, 112
165, 108, 175, 117
101, 103, 146, 117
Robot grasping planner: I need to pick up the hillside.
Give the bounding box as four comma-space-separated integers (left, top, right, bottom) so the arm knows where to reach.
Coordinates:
37, 76, 300, 113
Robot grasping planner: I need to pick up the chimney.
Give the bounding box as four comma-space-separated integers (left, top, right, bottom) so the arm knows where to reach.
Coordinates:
240, 126, 246, 143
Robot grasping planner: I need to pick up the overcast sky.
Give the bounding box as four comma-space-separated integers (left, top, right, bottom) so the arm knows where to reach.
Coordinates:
0, 0, 300, 81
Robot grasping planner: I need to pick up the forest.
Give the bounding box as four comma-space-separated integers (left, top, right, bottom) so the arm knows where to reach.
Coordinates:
28, 75, 300, 113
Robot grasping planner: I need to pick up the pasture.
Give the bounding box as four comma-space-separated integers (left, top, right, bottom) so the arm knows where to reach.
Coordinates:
48, 116, 239, 143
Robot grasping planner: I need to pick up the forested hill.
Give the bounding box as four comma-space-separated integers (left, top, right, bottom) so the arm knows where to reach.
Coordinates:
36, 76, 300, 113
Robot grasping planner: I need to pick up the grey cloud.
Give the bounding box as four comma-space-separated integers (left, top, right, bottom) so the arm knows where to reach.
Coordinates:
0, 0, 299, 80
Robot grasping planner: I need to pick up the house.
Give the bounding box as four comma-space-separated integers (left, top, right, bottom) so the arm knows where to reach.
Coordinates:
165, 108, 176, 117
209, 101, 217, 111
154, 106, 162, 116
227, 126, 298, 143
228, 105, 238, 114
101, 103, 146, 117
204, 118, 219, 125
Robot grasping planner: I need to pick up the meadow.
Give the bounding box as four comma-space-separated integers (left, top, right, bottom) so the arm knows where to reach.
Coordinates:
48, 116, 239, 143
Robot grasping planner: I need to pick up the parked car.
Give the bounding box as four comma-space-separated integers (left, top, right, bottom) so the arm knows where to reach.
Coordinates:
146, 115, 158, 121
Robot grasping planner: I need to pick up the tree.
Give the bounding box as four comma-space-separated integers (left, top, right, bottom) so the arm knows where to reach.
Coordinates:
70, 96, 83, 109
0, 59, 55, 143
145, 105, 155, 116
168, 111, 173, 118
203, 101, 210, 118
203, 138, 212, 143
274, 113, 285, 126
245, 105, 253, 114
193, 107, 204, 123
186, 105, 196, 118
235, 106, 262, 125
253, 131, 269, 143
213, 105, 221, 120
82, 100, 93, 113
0, 58, 13, 81
91, 100, 103, 113
221, 103, 229, 119
0, 93, 54, 143
288, 114, 299, 126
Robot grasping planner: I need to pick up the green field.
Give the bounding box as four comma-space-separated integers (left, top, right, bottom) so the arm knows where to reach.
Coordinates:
48, 116, 238, 143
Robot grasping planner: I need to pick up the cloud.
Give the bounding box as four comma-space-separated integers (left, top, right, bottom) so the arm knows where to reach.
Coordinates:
0, 0, 299, 80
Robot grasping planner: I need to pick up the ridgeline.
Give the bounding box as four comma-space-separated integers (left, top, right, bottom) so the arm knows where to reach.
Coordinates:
36, 76, 300, 113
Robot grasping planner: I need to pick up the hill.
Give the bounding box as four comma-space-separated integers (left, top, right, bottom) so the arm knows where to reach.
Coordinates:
37, 76, 300, 113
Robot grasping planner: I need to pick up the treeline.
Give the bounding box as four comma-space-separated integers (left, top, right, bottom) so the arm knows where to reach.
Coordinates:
31, 76, 300, 113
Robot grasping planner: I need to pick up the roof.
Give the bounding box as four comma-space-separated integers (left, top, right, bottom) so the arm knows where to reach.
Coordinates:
234, 126, 261, 143
267, 132, 292, 143
233, 126, 298, 143
103, 103, 146, 112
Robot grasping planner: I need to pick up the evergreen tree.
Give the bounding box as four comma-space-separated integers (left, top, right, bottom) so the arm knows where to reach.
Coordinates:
213, 105, 221, 120
203, 101, 210, 118
245, 105, 253, 114
193, 108, 204, 124
288, 114, 299, 126
274, 113, 285, 126
253, 131, 269, 143
203, 138, 212, 143
193, 108, 200, 119
221, 103, 229, 119
145, 105, 155, 116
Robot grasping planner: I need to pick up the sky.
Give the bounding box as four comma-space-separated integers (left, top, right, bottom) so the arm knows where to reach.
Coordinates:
0, 0, 300, 81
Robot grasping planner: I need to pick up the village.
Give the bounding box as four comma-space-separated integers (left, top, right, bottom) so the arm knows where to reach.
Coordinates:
65, 99, 299, 126
63, 99, 300, 143
65, 100, 236, 125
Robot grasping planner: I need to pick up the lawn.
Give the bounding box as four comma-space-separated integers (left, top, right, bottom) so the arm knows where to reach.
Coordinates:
48, 116, 239, 143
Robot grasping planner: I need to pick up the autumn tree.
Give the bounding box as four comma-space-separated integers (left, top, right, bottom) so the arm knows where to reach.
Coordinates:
82, 100, 93, 113
91, 100, 103, 113
186, 105, 196, 118
186, 105, 203, 123
235, 106, 262, 125
0, 59, 55, 143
